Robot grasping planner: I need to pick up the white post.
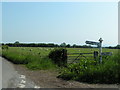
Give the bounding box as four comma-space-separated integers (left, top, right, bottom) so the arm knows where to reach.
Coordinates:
99, 38, 103, 63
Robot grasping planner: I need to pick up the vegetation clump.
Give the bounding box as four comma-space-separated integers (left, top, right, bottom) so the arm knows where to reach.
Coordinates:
49, 48, 67, 67
2, 45, 9, 50
58, 51, 120, 84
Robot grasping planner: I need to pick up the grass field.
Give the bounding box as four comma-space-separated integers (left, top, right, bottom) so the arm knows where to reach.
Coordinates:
1, 47, 118, 55
1, 46, 120, 84
1, 47, 118, 65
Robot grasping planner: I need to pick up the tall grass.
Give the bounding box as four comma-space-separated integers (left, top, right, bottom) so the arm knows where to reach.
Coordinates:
26, 57, 56, 70
2, 47, 57, 70
58, 50, 120, 84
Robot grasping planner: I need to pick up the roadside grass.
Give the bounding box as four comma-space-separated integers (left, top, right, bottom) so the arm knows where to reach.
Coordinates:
26, 57, 57, 70
58, 50, 120, 84
2, 47, 57, 70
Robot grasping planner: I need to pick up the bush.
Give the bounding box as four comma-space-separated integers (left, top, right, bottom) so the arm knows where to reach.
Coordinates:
58, 59, 97, 80
49, 48, 67, 67
2, 45, 9, 50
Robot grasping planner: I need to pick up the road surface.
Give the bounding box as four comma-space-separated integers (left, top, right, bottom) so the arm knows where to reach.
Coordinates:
0, 57, 2, 89
1, 57, 40, 88
0, 56, 120, 89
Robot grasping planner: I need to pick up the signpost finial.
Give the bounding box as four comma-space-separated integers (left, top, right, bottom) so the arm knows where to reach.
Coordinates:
99, 38, 103, 43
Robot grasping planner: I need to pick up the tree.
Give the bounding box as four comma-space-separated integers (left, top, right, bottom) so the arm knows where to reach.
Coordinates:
116, 45, 120, 49
14, 41, 20, 47
60, 42, 66, 47
14, 41, 20, 44
66, 44, 71, 48
73, 44, 77, 48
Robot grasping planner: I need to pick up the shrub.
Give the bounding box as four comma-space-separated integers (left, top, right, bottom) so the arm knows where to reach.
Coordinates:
58, 59, 97, 80
49, 48, 67, 67
2, 45, 9, 50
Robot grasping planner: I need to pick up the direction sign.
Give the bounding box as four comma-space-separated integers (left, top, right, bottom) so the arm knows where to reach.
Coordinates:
101, 52, 112, 56
85, 41, 99, 45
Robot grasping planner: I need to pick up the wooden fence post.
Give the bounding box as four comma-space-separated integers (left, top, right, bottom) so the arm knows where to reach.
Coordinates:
94, 51, 98, 60
62, 49, 67, 66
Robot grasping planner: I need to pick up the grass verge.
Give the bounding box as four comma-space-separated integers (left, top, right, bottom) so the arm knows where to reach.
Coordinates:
2, 48, 57, 70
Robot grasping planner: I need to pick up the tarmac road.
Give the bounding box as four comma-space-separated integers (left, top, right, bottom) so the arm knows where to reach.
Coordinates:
1, 57, 40, 89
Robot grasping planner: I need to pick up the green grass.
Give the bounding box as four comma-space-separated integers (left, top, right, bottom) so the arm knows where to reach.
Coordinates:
2, 47, 118, 67
58, 50, 120, 84
2, 47, 57, 70
1, 47, 120, 84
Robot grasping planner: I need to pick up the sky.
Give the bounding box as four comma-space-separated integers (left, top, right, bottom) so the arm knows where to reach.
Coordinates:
2, 2, 118, 46
0, 2, 2, 43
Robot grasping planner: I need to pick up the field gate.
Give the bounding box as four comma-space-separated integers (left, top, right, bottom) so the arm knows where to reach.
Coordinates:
67, 51, 98, 64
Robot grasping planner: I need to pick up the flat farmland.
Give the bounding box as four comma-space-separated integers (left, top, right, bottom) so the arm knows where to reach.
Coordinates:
1, 47, 118, 66
2, 47, 118, 56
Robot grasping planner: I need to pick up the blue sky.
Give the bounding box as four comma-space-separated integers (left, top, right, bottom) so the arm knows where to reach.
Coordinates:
2, 2, 118, 46
0, 2, 2, 43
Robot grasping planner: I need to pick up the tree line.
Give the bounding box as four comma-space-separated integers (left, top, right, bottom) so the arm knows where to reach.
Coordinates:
106, 45, 120, 49
1, 41, 92, 48
1, 41, 120, 49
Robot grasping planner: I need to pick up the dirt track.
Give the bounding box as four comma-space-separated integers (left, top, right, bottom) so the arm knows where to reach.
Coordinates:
1, 56, 120, 88
13, 63, 120, 88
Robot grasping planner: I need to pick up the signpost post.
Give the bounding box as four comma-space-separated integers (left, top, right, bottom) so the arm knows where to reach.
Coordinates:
98, 38, 103, 63
85, 38, 112, 63
85, 38, 103, 63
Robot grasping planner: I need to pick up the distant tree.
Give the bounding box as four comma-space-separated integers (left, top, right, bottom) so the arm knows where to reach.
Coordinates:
14, 41, 20, 47
14, 41, 20, 44
116, 45, 120, 49
73, 44, 77, 48
60, 42, 66, 47
66, 44, 71, 48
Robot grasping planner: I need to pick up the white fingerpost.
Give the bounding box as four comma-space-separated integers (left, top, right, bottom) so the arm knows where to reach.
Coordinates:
99, 38, 103, 63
